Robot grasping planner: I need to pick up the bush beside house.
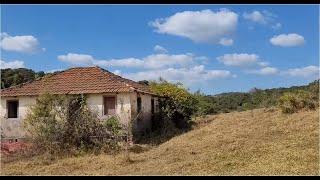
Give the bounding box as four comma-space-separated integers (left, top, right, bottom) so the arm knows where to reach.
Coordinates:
23, 93, 121, 155
149, 79, 197, 129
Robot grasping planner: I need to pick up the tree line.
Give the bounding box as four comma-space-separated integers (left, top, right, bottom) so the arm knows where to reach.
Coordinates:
142, 79, 319, 118
193, 80, 319, 116
1, 68, 46, 89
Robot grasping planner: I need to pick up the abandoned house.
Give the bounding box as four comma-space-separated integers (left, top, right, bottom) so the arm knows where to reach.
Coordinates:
0, 66, 160, 139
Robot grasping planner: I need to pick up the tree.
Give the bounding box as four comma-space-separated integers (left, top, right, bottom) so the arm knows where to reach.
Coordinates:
1, 68, 47, 89
149, 79, 197, 129
193, 90, 214, 117
137, 80, 149, 86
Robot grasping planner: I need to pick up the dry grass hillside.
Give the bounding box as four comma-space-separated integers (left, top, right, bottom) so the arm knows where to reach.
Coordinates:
1, 108, 319, 175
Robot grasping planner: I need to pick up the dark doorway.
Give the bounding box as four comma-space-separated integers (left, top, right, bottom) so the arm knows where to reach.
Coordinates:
151, 99, 155, 114
137, 97, 142, 113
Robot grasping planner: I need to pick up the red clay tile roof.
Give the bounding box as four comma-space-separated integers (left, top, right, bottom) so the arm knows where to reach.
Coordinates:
0, 66, 155, 97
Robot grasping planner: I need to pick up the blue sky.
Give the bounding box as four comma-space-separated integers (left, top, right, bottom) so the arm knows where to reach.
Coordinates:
1, 5, 319, 95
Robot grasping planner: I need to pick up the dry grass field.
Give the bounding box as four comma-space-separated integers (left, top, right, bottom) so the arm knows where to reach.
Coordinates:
1, 108, 319, 175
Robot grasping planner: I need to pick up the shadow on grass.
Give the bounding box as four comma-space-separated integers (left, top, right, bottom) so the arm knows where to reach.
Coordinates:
134, 126, 191, 147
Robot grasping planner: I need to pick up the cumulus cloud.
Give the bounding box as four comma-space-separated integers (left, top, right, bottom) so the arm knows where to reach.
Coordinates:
0, 32, 42, 53
247, 67, 279, 75
58, 53, 94, 66
123, 65, 235, 85
283, 66, 319, 78
270, 33, 305, 47
58, 52, 202, 69
217, 53, 260, 67
243, 10, 281, 29
97, 54, 195, 69
143, 54, 194, 69
0, 59, 25, 69
153, 45, 168, 53
219, 38, 233, 46
57, 51, 235, 86
150, 9, 238, 44
243, 11, 267, 24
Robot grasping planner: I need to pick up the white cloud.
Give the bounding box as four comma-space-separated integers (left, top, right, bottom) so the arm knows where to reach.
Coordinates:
0, 32, 9, 39
258, 61, 270, 67
243, 11, 267, 24
0, 32, 42, 53
0, 59, 25, 69
113, 70, 122, 76
270, 33, 305, 47
58, 50, 235, 87
58, 52, 202, 69
123, 65, 235, 85
217, 53, 260, 67
94, 58, 144, 68
219, 38, 233, 46
150, 9, 238, 44
272, 23, 282, 30
243, 10, 281, 29
247, 67, 279, 75
58, 53, 94, 65
283, 66, 319, 78
143, 54, 194, 69
153, 45, 168, 53
46, 69, 64, 73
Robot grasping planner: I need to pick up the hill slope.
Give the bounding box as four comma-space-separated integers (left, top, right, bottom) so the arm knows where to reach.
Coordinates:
1, 108, 319, 175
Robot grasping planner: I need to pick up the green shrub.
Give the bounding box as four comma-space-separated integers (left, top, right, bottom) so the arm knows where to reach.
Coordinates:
103, 116, 122, 136
149, 79, 197, 129
193, 90, 215, 117
278, 90, 317, 114
278, 93, 298, 113
24, 93, 118, 155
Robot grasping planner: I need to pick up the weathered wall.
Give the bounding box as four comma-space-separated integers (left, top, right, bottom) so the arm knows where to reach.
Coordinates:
140, 93, 152, 132
0, 96, 37, 138
0, 92, 158, 138
115, 93, 132, 126
130, 92, 157, 134
86, 93, 132, 126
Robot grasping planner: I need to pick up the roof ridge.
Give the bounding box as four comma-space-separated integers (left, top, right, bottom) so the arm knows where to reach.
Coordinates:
1, 66, 154, 97
98, 67, 151, 90
0, 68, 69, 91
1, 66, 102, 91
96, 66, 137, 91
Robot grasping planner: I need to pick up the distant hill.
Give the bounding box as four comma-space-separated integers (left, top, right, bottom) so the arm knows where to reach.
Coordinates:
196, 80, 319, 114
